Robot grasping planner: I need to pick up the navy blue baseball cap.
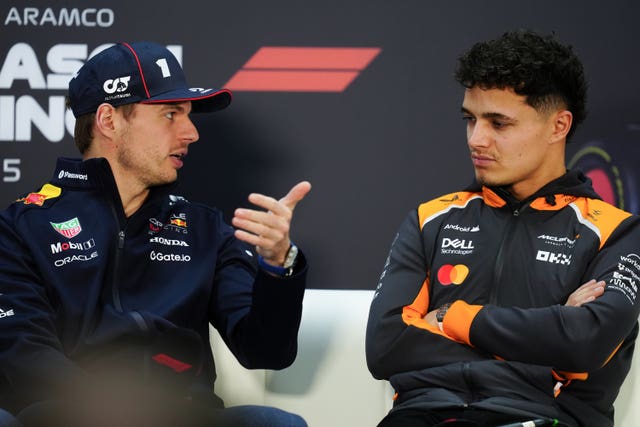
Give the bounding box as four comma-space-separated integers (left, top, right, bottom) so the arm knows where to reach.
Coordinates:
68, 41, 232, 118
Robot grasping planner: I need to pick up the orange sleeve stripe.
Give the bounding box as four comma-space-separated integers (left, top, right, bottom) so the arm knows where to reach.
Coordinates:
442, 300, 483, 345
553, 370, 589, 381
401, 279, 448, 336
601, 341, 624, 366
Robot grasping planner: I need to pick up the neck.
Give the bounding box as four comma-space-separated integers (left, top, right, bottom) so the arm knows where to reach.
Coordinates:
84, 151, 149, 217
117, 181, 149, 217
506, 166, 566, 201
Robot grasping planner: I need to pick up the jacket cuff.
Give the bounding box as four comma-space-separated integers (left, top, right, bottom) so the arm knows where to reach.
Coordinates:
443, 300, 483, 345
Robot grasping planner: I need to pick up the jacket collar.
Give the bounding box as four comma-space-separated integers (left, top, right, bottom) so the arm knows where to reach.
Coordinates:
50, 157, 178, 207
472, 169, 602, 210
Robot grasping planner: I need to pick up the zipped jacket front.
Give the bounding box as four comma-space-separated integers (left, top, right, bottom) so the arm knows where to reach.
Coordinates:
0, 157, 307, 413
366, 170, 640, 427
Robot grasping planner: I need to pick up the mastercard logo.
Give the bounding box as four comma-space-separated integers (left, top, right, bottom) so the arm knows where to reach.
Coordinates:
437, 264, 469, 285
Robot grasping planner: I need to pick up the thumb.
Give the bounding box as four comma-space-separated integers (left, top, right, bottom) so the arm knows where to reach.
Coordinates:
280, 181, 312, 210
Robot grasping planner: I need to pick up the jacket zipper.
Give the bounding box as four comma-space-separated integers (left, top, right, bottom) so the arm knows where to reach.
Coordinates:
110, 211, 150, 333
489, 204, 530, 304
462, 362, 473, 406
112, 229, 125, 311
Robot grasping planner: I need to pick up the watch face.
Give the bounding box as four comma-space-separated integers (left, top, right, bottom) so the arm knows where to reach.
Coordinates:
436, 303, 451, 322
283, 244, 299, 269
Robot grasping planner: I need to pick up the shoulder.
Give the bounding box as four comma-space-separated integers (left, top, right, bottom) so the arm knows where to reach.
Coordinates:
3, 183, 64, 218
569, 197, 636, 247
417, 190, 482, 229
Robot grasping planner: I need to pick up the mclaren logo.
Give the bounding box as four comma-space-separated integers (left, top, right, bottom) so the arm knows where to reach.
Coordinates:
537, 234, 577, 248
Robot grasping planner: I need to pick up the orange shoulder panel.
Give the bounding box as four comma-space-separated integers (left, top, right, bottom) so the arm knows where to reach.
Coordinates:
570, 198, 632, 249
417, 191, 483, 231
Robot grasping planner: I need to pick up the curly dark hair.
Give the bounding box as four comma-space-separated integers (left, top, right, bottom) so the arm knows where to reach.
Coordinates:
455, 30, 588, 140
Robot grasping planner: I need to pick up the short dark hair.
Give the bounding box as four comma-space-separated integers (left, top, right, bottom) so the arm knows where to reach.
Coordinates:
455, 30, 588, 140
65, 97, 135, 154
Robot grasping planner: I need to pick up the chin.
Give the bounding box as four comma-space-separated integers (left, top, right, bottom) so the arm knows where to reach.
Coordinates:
475, 175, 507, 188
151, 175, 178, 187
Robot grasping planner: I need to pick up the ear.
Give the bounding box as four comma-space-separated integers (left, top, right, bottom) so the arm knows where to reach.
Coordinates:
94, 103, 117, 139
550, 110, 573, 144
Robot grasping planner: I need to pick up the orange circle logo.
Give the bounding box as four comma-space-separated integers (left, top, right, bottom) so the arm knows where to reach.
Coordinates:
437, 264, 469, 285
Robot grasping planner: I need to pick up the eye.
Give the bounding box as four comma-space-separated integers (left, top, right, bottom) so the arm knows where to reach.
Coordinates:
462, 115, 476, 125
165, 111, 175, 120
492, 120, 507, 129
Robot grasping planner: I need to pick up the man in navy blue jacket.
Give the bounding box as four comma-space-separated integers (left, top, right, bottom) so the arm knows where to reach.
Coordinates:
0, 42, 311, 427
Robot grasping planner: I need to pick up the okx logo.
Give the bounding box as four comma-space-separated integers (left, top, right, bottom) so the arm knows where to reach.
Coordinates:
225, 46, 381, 92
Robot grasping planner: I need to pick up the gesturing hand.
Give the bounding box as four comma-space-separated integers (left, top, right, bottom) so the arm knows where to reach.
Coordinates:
232, 181, 312, 266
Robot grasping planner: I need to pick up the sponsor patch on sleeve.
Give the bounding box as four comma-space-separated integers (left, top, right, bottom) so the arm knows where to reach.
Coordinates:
17, 183, 61, 206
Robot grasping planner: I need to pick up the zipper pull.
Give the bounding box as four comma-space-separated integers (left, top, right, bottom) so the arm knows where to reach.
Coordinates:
118, 230, 125, 249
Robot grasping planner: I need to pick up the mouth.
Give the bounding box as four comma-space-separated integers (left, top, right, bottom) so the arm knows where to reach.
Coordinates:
169, 152, 187, 168
471, 153, 495, 167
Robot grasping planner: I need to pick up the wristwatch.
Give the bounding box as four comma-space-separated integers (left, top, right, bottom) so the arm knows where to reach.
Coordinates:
258, 243, 298, 276
283, 243, 299, 271
436, 303, 451, 332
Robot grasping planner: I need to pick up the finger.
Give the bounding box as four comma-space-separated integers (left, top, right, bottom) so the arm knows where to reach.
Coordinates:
576, 279, 597, 291
234, 229, 262, 247
279, 181, 312, 210
573, 281, 606, 306
593, 280, 606, 294
233, 208, 289, 232
231, 215, 286, 241
246, 193, 290, 218
244, 181, 311, 216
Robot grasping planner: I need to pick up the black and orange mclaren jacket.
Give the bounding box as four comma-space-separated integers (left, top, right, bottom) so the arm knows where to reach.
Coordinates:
0, 157, 307, 415
366, 169, 640, 427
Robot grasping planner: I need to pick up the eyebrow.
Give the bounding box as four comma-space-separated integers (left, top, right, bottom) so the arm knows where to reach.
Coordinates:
159, 103, 191, 113
460, 107, 516, 122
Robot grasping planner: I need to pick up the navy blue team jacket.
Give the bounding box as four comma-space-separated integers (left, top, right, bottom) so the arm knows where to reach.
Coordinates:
0, 157, 308, 413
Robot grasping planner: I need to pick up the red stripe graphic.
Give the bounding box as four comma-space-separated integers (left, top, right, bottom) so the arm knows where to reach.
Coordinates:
225, 47, 381, 92
152, 353, 192, 373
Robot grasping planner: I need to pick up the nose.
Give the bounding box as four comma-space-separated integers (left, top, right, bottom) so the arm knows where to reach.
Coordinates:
181, 116, 199, 145
467, 120, 491, 149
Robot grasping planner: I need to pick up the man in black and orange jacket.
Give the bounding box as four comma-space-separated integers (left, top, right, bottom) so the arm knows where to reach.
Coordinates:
366, 30, 640, 427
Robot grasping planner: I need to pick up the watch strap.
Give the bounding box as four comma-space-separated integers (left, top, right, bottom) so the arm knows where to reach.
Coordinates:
283, 243, 298, 269
258, 243, 298, 276
436, 302, 451, 332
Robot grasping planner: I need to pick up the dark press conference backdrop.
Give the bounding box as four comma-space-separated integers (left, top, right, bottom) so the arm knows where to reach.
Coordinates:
2, 1, 639, 289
